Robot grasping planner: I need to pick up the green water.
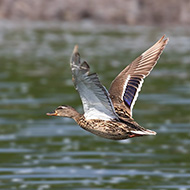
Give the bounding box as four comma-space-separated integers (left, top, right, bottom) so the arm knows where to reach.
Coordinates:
0, 21, 190, 190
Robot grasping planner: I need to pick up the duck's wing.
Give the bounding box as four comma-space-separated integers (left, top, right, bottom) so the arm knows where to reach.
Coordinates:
70, 45, 118, 121
109, 35, 169, 117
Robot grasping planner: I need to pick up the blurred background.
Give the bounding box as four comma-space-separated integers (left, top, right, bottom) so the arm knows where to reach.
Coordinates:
0, 0, 190, 190
0, 0, 190, 25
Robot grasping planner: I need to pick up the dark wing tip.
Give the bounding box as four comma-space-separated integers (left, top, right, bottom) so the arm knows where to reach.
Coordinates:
164, 37, 169, 44
70, 45, 80, 65
73, 45, 78, 54
159, 35, 169, 45
72, 45, 80, 57
159, 35, 165, 42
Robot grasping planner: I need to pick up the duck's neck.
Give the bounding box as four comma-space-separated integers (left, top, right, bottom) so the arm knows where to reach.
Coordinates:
71, 109, 83, 123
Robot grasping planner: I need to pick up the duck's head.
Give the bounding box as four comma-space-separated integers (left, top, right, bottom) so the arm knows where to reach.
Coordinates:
46, 105, 77, 118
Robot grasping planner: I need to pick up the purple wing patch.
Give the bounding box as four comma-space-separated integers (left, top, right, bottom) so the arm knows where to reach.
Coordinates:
123, 77, 142, 108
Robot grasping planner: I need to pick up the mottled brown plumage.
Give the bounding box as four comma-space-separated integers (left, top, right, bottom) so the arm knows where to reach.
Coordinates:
47, 36, 168, 140
47, 105, 154, 140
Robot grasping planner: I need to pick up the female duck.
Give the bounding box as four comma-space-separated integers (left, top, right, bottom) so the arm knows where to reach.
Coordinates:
47, 36, 168, 140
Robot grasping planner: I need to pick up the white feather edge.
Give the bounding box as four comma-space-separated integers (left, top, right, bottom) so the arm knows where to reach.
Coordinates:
121, 74, 145, 116
121, 74, 130, 99
129, 76, 144, 116
131, 130, 157, 135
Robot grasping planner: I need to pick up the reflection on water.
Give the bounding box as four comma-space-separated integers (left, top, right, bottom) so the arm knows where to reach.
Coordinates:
0, 21, 190, 190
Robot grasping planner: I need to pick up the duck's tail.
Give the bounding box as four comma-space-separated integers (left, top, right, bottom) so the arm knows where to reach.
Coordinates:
129, 128, 156, 138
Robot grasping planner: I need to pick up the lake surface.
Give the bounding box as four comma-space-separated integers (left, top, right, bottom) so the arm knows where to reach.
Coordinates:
0, 21, 190, 190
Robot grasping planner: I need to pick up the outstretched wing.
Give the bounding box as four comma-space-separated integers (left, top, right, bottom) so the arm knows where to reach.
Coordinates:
70, 45, 118, 120
109, 35, 169, 117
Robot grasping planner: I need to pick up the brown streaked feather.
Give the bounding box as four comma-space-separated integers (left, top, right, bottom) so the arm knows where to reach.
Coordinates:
77, 115, 156, 140
109, 35, 169, 118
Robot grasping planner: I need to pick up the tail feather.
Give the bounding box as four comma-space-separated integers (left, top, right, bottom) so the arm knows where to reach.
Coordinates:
131, 129, 156, 136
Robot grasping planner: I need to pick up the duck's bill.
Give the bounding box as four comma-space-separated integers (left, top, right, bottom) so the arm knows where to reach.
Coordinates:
46, 111, 57, 116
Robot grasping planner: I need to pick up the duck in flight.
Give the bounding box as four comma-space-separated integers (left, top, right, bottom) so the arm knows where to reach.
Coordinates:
47, 35, 169, 140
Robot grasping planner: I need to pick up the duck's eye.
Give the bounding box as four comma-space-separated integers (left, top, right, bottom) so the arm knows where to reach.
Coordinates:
57, 107, 63, 110
57, 105, 67, 110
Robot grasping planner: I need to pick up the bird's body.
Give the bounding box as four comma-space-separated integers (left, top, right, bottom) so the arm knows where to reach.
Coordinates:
47, 35, 168, 140
47, 105, 154, 140
76, 115, 153, 140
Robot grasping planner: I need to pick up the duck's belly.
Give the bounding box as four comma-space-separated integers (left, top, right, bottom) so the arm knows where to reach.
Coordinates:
85, 128, 130, 140
78, 119, 131, 140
